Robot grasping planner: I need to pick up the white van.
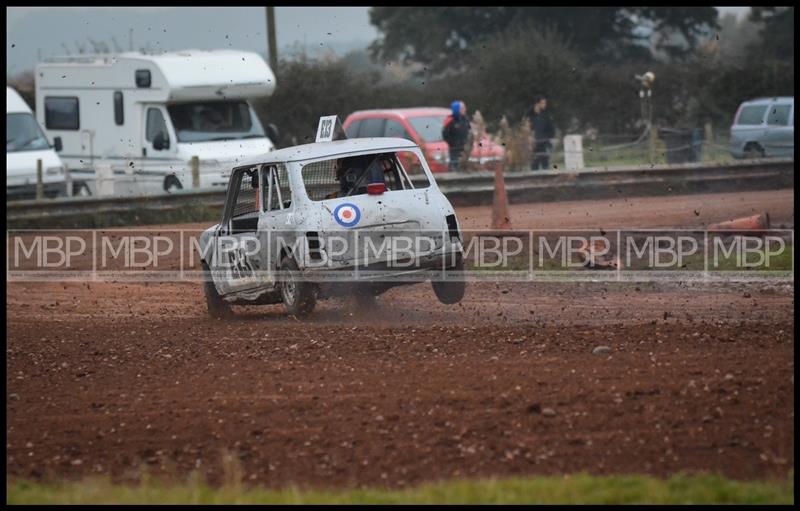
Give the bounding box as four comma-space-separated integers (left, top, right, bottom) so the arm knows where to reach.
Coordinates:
6, 86, 67, 199
35, 50, 278, 195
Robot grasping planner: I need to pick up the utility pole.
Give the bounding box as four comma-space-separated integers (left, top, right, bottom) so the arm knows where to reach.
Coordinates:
129, 28, 133, 52
266, 7, 278, 73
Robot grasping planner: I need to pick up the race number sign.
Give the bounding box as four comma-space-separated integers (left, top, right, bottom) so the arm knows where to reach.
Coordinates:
316, 116, 338, 142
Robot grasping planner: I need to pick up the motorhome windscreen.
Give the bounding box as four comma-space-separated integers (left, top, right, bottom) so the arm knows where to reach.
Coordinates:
6, 113, 51, 152
167, 101, 266, 143
300, 152, 422, 201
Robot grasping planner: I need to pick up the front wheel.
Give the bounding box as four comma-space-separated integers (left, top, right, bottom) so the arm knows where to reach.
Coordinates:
202, 261, 232, 318
279, 256, 316, 317
164, 176, 183, 193
432, 256, 466, 304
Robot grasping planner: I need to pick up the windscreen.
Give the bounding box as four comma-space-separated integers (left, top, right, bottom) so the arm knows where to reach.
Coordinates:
301, 151, 426, 201
6, 113, 51, 153
407, 115, 447, 143
167, 101, 266, 143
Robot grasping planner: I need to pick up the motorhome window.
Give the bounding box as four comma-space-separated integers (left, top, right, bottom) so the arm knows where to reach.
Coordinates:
407, 116, 447, 143
114, 92, 124, 126
301, 152, 416, 201
766, 105, 791, 126
135, 69, 151, 88
145, 108, 168, 143
736, 105, 768, 125
44, 97, 79, 130
6, 113, 51, 153
166, 101, 266, 143
384, 119, 413, 141
358, 118, 385, 138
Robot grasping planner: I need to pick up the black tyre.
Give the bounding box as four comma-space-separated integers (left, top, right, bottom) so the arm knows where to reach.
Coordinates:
202, 261, 232, 319
744, 143, 765, 159
279, 255, 316, 317
355, 284, 379, 309
432, 255, 466, 305
164, 176, 183, 193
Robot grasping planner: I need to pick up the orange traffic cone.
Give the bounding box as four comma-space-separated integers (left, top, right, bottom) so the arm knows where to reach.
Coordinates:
708, 212, 770, 235
491, 164, 512, 230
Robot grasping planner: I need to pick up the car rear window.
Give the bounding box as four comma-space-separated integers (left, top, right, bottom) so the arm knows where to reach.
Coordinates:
766, 104, 792, 126
407, 116, 447, 143
736, 105, 768, 125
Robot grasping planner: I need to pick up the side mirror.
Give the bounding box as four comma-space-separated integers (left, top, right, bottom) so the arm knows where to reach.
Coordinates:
53, 136, 63, 152
266, 123, 280, 145
152, 132, 169, 151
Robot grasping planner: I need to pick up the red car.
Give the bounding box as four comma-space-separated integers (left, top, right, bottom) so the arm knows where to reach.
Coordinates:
343, 107, 505, 173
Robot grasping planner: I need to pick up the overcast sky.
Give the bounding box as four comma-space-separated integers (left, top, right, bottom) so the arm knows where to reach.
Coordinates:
6, 6, 751, 75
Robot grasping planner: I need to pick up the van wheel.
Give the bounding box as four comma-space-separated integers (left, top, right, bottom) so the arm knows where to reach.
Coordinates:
432, 255, 466, 304
202, 261, 232, 318
164, 176, 183, 193
74, 182, 92, 197
744, 143, 765, 159
279, 255, 316, 317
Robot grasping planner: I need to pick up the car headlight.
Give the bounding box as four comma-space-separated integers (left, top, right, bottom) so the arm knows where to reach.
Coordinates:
432, 151, 448, 163
46, 166, 64, 175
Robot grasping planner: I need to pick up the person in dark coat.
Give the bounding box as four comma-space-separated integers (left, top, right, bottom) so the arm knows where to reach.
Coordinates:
442, 100, 471, 172
526, 95, 556, 171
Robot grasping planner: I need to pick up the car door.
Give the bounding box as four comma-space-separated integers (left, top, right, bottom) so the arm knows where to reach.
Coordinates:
764, 102, 794, 157
140, 105, 181, 190
210, 165, 265, 296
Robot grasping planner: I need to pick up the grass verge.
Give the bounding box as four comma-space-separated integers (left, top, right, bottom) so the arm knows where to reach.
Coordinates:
6, 472, 794, 504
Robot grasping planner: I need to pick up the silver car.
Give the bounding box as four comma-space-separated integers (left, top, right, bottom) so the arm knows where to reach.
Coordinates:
730, 96, 794, 159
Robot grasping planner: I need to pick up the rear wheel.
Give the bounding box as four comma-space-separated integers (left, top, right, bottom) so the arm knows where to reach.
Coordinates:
202, 261, 232, 318
432, 255, 466, 304
279, 255, 316, 317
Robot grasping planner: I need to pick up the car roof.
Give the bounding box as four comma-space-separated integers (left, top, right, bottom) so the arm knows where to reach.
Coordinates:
347, 107, 451, 119
236, 137, 419, 168
741, 96, 794, 105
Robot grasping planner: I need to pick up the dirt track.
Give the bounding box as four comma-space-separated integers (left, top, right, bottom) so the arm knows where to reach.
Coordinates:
6, 190, 795, 489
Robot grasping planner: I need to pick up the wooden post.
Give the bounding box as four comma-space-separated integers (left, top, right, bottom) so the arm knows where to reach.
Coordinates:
36, 159, 44, 200
704, 122, 714, 162
649, 124, 657, 166
266, 7, 278, 73
64, 167, 73, 198
191, 156, 200, 189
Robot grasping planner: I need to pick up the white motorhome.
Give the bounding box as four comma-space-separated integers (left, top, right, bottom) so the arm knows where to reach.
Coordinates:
35, 49, 278, 195
6, 86, 67, 199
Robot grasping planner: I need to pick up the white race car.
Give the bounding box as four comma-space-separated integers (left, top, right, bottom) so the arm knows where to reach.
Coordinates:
198, 135, 466, 317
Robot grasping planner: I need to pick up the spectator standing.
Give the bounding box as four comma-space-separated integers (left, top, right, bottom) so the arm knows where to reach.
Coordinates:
442, 100, 471, 172
526, 95, 556, 171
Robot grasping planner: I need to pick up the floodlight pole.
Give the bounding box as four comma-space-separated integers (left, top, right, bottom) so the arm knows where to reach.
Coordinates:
266, 7, 278, 73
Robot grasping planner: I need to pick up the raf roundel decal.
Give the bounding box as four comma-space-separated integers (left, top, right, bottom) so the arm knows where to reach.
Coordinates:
333, 203, 361, 228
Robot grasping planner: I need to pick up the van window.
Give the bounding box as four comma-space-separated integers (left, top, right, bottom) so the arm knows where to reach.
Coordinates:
736, 104, 768, 125
114, 92, 124, 126
44, 97, 79, 130
345, 120, 362, 138
384, 119, 413, 140
358, 118, 385, 138
767, 104, 792, 126
6, 113, 51, 152
146, 108, 168, 142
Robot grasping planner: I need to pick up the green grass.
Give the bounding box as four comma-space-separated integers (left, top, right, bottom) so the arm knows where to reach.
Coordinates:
7, 472, 794, 505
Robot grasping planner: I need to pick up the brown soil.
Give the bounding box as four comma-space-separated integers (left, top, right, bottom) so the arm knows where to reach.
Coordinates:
6, 190, 795, 489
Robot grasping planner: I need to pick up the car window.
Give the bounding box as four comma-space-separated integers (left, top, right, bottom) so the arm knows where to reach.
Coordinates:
345, 120, 362, 138
358, 118, 385, 138
384, 119, 413, 140
407, 116, 447, 143
263, 163, 291, 211
301, 152, 415, 201
230, 167, 260, 219
736, 104, 768, 125
766, 104, 792, 126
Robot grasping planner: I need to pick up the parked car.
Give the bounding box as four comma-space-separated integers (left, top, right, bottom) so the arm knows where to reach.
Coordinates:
730, 97, 794, 159
6, 86, 67, 199
343, 107, 505, 173
199, 136, 466, 318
